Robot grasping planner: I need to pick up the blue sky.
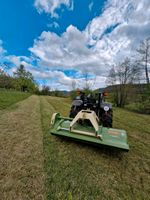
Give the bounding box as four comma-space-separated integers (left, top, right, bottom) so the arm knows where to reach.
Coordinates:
0, 0, 150, 90
0, 0, 105, 56
0, 0, 50, 56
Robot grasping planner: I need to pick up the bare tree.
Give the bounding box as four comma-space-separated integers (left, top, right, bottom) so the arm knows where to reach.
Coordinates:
107, 58, 140, 107
70, 80, 77, 99
41, 85, 51, 95
71, 80, 76, 91
137, 37, 150, 84
82, 69, 96, 92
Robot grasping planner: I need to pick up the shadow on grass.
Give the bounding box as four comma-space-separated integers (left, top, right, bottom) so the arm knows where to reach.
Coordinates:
52, 134, 127, 159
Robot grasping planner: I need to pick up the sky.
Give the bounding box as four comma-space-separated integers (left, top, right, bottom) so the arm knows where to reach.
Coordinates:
0, 0, 150, 90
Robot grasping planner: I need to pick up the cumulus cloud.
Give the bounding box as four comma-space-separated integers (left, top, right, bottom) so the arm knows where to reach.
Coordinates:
2, 0, 150, 90
86, 0, 150, 58
34, 0, 73, 18
0, 54, 35, 76
31, 69, 104, 90
28, 68, 76, 90
29, 0, 150, 89
29, 25, 108, 76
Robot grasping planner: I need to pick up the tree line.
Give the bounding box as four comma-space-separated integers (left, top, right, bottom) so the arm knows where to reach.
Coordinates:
0, 65, 38, 92
107, 37, 150, 113
0, 65, 67, 97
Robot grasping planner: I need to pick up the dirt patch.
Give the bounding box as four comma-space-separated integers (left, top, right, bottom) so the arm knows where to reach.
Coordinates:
0, 95, 45, 200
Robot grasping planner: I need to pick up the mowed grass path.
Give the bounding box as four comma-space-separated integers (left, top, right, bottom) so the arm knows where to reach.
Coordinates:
0, 94, 150, 200
0, 95, 45, 200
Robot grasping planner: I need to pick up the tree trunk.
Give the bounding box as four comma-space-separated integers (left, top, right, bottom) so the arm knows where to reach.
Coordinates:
145, 45, 150, 84
145, 63, 149, 84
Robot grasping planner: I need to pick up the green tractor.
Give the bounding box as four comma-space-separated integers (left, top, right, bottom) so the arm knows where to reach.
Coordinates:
50, 91, 129, 151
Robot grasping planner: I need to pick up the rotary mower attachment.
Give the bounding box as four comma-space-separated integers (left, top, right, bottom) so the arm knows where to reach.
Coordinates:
50, 110, 129, 151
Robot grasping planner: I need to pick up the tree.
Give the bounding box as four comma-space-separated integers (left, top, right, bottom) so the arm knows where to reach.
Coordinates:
70, 80, 77, 99
14, 64, 34, 80
136, 37, 150, 84
40, 85, 51, 95
71, 80, 76, 91
13, 65, 36, 92
107, 58, 140, 107
82, 69, 96, 94
0, 69, 14, 89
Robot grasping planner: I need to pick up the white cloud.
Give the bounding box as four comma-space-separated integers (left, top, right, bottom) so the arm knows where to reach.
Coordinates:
89, 1, 94, 12
28, 69, 75, 90
86, 0, 150, 58
30, 68, 105, 91
0, 40, 6, 57
29, 0, 150, 89
29, 25, 108, 76
1, 55, 33, 76
47, 21, 59, 28
31, 0, 150, 69
2, 0, 150, 90
34, 0, 73, 18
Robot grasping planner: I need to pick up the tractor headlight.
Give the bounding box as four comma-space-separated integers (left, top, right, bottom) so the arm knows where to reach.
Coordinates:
104, 106, 109, 111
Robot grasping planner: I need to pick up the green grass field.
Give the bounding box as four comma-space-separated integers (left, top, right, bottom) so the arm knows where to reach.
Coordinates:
0, 89, 31, 109
0, 92, 150, 200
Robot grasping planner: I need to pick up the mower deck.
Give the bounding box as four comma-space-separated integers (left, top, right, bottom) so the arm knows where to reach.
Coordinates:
50, 112, 129, 151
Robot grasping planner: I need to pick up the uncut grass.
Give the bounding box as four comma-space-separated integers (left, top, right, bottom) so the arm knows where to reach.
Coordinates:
45, 96, 71, 116
0, 96, 45, 200
42, 96, 150, 200
0, 89, 31, 109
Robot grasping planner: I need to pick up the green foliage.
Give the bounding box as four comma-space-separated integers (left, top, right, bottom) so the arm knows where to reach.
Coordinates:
13, 65, 37, 92
37, 85, 68, 97
137, 100, 150, 114
37, 85, 51, 95
13, 64, 33, 80
0, 89, 31, 109
138, 85, 150, 114
51, 90, 67, 97
70, 90, 76, 100
0, 69, 14, 89
82, 88, 92, 96
0, 65, 37, 93
13, 77, 37, 92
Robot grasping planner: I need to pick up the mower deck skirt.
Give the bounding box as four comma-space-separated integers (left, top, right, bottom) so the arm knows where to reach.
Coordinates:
50, 114, 129, 151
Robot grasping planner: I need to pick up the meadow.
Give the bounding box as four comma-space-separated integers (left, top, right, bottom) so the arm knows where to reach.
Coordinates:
0, 91, 150, 200
0, 89, 31, 109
